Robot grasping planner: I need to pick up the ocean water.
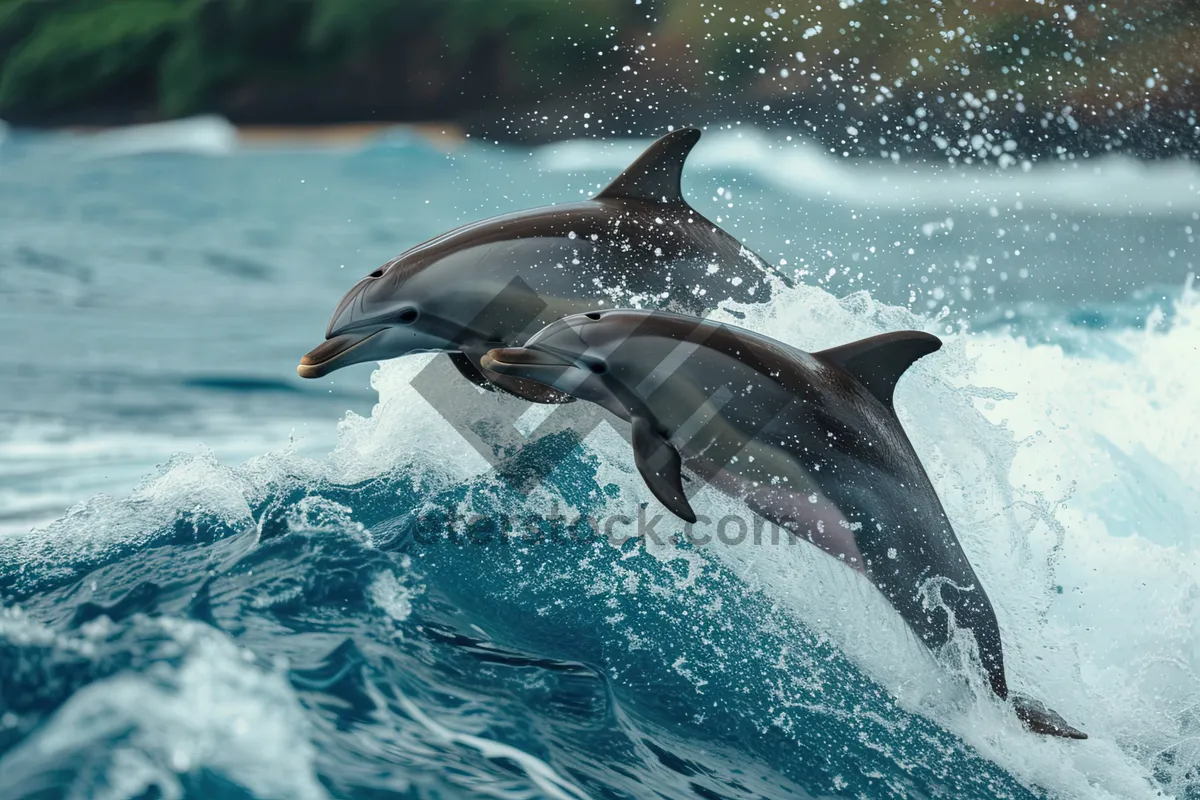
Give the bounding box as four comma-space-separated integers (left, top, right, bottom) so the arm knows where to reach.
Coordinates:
0, 118, 1197, 799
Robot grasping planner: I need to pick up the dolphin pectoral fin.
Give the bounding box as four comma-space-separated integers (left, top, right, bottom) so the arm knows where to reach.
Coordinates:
460, 345, 576, 405
449, 352, 499, 392
596, 128, 701, 205
631, 417, 697, 523
815, 331, 943, 411
1012, 694, 1088, 740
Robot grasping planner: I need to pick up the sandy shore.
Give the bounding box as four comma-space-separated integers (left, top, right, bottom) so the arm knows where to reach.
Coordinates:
236, 122, 465, 148
59, 118, 466, 150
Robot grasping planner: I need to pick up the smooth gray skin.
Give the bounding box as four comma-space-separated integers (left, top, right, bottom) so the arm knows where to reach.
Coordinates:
298, 128, 782, 402
482, 309, 1087, 740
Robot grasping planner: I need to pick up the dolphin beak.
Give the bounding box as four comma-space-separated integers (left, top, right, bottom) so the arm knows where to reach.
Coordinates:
480, 346, 573, 377
298, 329, 385, 378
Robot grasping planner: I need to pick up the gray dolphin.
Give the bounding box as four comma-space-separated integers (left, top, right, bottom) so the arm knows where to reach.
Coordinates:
481, 309, 1087, 740
298, 128, 781, 402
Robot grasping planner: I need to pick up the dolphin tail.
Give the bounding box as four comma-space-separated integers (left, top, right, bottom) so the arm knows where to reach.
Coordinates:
1011, 693, 1087, 739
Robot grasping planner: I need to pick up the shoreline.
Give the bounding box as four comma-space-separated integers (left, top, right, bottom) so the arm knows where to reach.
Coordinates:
8, 111, 1197, 165
237, 122, 464, 149
50, 119, 466, 150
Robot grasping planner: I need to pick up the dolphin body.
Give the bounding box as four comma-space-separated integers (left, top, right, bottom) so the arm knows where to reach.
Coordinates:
298, 128, 781, 402
481, 309, 1087, 740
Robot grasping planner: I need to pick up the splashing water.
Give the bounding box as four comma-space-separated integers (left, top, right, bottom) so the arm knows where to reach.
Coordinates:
0, 131, 1197, 799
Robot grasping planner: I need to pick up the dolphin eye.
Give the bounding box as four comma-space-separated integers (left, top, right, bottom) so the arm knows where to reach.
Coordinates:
587, 360, 607, 374
397, 307, 419, 324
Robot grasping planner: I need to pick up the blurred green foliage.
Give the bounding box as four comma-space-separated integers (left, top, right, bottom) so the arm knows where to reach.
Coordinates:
0, 0, 620, 117
0, 0, 176, 109
0, 0, 1194, 126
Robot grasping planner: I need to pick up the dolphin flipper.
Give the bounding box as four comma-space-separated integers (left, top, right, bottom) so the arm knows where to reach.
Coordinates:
1012, 694, 1088, 739
596, 128, 701, 206
460, 345, 576, 405
815, 331, 942, 411
631, 417, 697, 523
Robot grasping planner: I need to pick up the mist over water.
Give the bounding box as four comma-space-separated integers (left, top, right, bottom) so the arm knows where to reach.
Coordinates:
0, 124, 1197, 799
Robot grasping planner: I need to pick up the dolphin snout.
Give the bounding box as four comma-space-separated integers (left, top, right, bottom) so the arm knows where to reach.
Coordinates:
298, 329, 385, 379
480, 347, 573, 375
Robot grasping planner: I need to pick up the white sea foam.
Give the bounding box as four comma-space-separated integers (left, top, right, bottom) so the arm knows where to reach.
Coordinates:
329, 352, 493, 484
370, 564, 418, 623
537, 127, 1200, 215
73, 115, 238, 160
0, 615, 326, 800
0, 417, 335, 536
394, 691, 590, 800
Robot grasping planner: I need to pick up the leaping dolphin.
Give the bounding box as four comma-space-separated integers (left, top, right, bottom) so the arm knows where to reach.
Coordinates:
298, 128, 782, 402
480, 309, 1087, 740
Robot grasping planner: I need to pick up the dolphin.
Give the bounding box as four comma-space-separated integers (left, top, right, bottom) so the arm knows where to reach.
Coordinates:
480, 309, 1087, 740
298, 128, 782, 402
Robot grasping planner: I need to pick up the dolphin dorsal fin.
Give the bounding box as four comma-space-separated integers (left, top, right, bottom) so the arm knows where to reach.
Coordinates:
815, 331, 942, 411
595, 128, 701, 205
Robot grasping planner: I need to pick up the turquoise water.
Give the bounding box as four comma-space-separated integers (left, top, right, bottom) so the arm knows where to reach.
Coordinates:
0, 120, 1197, 798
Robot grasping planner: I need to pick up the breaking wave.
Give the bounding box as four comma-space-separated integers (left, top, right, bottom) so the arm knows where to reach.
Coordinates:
1, 271, 1197, 798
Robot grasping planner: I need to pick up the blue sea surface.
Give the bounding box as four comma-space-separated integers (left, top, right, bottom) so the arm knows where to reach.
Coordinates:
0, 120, 1197, 799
